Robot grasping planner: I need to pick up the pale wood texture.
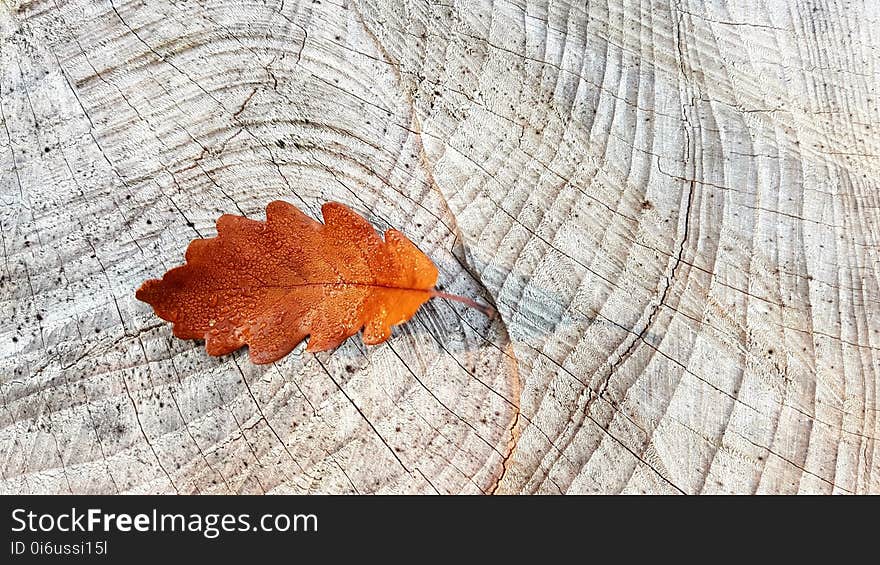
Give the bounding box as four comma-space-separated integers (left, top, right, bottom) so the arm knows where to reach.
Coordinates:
1, 0, 877, 494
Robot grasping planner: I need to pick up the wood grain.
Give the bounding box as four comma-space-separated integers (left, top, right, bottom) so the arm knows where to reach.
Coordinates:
1, 0, 877, 494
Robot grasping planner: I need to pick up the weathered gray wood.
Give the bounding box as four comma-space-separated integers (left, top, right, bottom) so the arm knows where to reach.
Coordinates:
1, 0, 877, 493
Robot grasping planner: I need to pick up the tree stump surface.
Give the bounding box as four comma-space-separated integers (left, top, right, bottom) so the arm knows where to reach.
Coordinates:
1, 0, 877, 494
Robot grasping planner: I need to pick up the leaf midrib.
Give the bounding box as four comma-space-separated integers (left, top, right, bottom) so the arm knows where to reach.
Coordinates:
194, 281, 433, 293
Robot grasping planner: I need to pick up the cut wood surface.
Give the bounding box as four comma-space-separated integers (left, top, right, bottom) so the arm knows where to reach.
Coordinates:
1, 0, 877, 494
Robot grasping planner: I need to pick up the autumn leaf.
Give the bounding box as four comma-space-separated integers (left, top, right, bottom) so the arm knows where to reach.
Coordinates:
136, 200, 491, 364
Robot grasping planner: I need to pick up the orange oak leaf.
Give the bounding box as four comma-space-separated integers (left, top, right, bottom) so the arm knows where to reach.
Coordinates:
136, 200, 491, 364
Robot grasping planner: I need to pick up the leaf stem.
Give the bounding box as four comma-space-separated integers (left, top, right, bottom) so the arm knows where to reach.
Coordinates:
429, 289, 496, 318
